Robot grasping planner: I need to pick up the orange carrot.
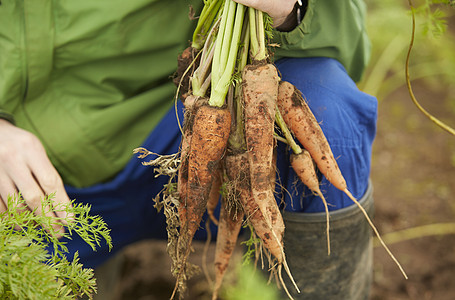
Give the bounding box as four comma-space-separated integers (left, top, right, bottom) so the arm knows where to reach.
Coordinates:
225, 151, 297, 296
176, 95, 201, 227
266, 145, 284, 235
177, 127, 191, 227
277, 81, 346, 191
212, 196, 244, 300
180, 104, 231, 249
207, 168, 222, 226
290, 150, 331, 254
242, 63, 279, 226
279, 81, 408, 279
242, 64, 299, 296
225, 153, 283, 262
172, 104, 231, 299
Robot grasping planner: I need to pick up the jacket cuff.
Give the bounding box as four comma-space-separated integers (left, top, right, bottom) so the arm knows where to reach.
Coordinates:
274, 0, 307, 32
0, 110, 15, 125
271, 0, 313, 48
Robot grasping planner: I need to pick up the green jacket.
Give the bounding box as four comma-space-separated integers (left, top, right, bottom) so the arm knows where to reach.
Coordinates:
0, 0, 370, 188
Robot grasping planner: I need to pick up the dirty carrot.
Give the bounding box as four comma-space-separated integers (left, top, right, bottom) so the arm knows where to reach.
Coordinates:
275, 106, 331, 254
180, 104, 231, 251
242, 63, 299, 297
277, 80, 408, 279
172, 104, 231, 299
224, 153, 283, 262
212, 196, 244, 300
177, 96, 195, 223
207, 168, 222, 226
177, 128, 191, 227
177, 95, 207, 226
277, 80, 346, 191
242, 63, 279, 200
225, 151, 297, 299
242, 63, 279, 241
290, 150, 331, 254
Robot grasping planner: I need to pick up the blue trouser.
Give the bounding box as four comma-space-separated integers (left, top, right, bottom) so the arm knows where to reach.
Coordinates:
57, 57, 378, 269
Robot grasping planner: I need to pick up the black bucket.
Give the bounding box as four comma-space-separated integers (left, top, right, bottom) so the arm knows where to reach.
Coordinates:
280, 180, 374, 300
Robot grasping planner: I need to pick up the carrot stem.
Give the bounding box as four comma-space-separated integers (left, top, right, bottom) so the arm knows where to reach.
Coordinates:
192, 15, 221, 97
217, 0, 236, 78
256, 10, 267, 61
248, 8, 267, 61
193, 0, 223, 49
275, 107, 302, 155
228, 18, 250, 151
248, 8, 259, 60
210, 1, 245, 107
273, 134, 288, 144
212, 0, 231, 86
405, 0, 455, 136
193, 38, 216, 96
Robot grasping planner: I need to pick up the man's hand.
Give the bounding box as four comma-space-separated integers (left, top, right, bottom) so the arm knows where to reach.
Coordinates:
0, 119, 72, 234
233, 0, 297, 28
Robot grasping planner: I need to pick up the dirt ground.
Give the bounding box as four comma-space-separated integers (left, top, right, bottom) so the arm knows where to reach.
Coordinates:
110, 76, 454, 300
368, 82, 455, 300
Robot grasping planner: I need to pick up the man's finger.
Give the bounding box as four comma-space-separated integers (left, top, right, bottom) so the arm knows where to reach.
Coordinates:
0, 174, 27, 214
12, 169, 65, 235
0, 195, 7, 214
21, 135, 73, 223
28, 158, 73, 223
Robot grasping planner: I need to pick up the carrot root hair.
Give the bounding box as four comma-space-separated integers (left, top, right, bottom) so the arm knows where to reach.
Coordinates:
343, 188, 408, 280
278, 264, 295, 300
316, 190, 331, 256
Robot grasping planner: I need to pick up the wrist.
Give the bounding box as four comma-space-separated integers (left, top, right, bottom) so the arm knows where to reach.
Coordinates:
275, 0, 307, 32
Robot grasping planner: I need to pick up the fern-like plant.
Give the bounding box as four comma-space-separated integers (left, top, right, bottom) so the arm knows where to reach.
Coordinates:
0, 194, 112, 300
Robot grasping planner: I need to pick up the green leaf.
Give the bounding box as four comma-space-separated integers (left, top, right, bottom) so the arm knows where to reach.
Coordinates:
222, 263, 281, 300
0, 194, 111, 299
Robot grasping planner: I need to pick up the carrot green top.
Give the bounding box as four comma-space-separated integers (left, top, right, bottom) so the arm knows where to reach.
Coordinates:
0, 0, 370, 187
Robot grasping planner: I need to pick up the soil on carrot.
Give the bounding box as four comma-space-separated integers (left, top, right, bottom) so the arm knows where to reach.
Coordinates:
114, 80, 455, 300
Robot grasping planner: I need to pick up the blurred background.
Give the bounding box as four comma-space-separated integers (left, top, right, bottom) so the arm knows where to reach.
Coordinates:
363, 0, 455, 299
115, 0, 455, 299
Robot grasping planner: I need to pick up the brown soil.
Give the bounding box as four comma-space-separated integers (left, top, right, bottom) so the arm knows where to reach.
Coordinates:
112, 79, 455, 300
369, 80, 455, 300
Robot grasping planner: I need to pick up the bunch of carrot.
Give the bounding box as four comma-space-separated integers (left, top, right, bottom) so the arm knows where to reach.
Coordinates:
141, 0, 407, 299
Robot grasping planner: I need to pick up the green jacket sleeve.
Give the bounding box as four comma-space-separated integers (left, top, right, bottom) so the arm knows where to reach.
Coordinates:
271, 0, 371, 82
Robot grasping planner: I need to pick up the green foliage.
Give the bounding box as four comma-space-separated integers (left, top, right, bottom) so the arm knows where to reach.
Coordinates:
0, 194, 112, 300
412, 0, 454, 37
218, 224, 282, 300
264, 13, 274, 41
221, 263, 280, 300
361, 0, 455, 110
240, 224, 261, 265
